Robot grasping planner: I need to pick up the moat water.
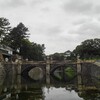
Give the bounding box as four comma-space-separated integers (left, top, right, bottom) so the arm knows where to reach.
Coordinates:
0, 71, 100, 100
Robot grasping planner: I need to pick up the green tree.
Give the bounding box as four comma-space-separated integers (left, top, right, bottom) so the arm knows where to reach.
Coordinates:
20, 39, 32, 59
0, 17, 11, 44
73, 38, 100, 59
20, 40, 45, 61
7, 22, 29, 52
1, 18, 45, 61
51, 53, 65, 61
30, 42, 45, 61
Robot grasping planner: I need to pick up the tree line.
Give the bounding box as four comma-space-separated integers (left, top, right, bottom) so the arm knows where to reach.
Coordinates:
73, 38, 100, 60
0, 17, 45, 61
50, 38, 100, 61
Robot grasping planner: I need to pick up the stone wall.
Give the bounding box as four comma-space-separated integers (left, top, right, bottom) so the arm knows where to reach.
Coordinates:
0, 63, 5, 86
3, 63, 18, 77
81, 63, 100, 79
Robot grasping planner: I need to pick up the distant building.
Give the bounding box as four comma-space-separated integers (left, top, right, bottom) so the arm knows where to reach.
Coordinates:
0, 45, 13, 60
64, 50, 71, 57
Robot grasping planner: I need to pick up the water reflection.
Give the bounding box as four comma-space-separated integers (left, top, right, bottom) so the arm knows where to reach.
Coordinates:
0, 73, 100, 100
44, 87, 83, 100
52, 66, 76, 82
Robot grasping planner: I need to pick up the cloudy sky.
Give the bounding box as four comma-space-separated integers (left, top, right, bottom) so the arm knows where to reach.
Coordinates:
0, 0, 100, 54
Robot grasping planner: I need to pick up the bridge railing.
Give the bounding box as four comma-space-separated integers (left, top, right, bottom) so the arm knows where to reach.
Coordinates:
81, 60, 95, 63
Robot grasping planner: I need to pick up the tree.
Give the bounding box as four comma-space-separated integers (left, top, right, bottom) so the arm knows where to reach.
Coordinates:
0, 17, 11, 44
0, 18, 46, 61
20, 40, 45, 61
51, 53, 65, 61
7, 22, 29, 52
20, 39, 32, 59
30, 42, 45, 61
73, 38, 100, 59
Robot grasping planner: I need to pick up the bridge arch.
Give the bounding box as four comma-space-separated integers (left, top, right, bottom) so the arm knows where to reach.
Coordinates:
21, 64, 46, 82
50, 64, 77, 82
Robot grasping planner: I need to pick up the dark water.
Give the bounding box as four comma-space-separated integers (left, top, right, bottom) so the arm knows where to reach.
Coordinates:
0, 72, 100, 100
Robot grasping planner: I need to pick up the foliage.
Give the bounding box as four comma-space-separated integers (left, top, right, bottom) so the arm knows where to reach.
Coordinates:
73, 38, 100, 59
0, 17, 45, 61
20, 40, 45, 60
0, 17, 11, 44
50, 53, 65, 61
7, 22, 29, 52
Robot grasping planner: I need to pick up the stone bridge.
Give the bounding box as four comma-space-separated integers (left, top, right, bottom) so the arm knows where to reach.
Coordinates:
2, 59, 100, 82
21, 61, 77, 75
2, 60, 77, 80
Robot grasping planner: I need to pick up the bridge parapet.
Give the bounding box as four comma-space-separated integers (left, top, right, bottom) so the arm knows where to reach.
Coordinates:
81, 60, 95, 63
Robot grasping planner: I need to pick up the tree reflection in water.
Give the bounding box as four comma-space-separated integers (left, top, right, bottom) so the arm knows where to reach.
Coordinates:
0, 71, 99, 100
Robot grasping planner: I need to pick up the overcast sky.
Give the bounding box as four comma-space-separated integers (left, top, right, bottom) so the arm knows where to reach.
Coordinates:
0, 0, 100, 54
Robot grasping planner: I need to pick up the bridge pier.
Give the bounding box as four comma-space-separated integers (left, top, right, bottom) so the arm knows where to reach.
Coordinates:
46, 56, 50, 84
16, 75, 21, 93
46, 56, 50, 75
17, 61, 22, 75
77, 55, 83, 90
77, 55, 82, 74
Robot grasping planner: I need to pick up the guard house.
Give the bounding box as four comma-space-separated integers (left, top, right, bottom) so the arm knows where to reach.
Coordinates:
0, 45, 13, 60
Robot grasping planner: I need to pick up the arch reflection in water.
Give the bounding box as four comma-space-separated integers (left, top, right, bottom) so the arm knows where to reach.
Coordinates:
0, 72, 100, 100
51, 65, 76, 82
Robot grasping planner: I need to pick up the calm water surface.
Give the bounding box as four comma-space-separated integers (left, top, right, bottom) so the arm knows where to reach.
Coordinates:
44, 87, 83, 100
0, 68, 100, 100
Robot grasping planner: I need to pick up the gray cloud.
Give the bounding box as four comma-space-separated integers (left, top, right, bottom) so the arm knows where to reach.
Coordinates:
0, 0, 100, 54
63, 0, 93, 14
0, 0, 25, 8
69, 20, 100, 41
47, 26, 62, 36
30, 0, 48, 7
72, 17, 94, 26
31, 0, 47, 4
94, 5, 100, 14
43, 35, 79, 54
